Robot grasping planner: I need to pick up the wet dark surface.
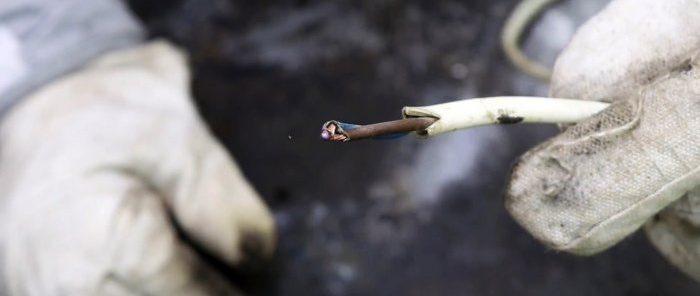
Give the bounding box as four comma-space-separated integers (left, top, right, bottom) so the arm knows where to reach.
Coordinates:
127, 0, 700, 295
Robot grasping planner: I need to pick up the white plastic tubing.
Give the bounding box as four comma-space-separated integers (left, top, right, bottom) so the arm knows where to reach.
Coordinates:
402, 96, 610, 137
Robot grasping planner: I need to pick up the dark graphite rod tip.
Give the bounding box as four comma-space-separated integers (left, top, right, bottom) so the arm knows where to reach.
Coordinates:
320, 117, 437, 142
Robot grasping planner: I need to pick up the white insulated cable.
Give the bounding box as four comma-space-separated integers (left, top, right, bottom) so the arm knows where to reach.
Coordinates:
322, 97, 610, 141
403, 96, 609, 137
501, 0, 561, 81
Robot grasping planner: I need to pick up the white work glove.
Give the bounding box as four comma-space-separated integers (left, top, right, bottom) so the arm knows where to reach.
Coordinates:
506, 0, 700, 280
0, 40, 275, 295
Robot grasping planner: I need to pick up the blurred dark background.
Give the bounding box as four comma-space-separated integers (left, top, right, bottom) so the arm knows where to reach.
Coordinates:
125, 0, 700, 295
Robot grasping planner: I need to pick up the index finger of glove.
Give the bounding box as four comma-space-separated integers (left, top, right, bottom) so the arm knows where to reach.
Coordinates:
550, 0, 700, 101
7, 41, 277, 270
95, 42, 277, 268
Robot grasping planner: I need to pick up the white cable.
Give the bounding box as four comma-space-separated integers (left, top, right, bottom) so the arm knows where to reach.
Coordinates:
402, 96, 609, 137
501, 0, 560, 81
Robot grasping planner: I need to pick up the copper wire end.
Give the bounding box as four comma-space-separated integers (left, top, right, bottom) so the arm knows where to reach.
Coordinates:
321, 121, 350, 142
320, 118, 436, 142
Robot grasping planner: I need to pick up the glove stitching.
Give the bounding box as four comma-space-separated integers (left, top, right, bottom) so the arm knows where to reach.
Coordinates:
549, 97, 643, 150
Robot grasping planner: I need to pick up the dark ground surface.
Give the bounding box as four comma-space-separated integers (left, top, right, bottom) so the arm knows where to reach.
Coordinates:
127, 0, 700, 295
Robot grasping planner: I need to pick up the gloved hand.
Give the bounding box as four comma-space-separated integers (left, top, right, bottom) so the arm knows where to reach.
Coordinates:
505, 0, 700, 280
0, 40, 275, 295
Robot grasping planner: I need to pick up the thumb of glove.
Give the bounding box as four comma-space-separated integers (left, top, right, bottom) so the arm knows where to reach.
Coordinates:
505, 62, 700, 255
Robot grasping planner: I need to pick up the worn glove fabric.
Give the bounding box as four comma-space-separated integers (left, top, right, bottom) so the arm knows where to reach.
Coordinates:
505, 0, 700, 280
0, 40, 276, 295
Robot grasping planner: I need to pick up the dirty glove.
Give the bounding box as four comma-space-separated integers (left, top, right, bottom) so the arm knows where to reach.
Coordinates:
0, 41, 275, 295
506, 0, 700, 280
